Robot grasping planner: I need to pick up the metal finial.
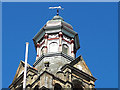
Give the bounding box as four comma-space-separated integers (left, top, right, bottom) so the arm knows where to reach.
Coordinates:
57, 9, 59, 16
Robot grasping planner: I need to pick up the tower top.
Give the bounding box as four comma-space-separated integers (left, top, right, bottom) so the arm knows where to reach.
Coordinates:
33, 14, 80, 56
49, 6, 64, 16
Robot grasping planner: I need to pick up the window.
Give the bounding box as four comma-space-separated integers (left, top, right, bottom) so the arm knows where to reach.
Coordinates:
72, 80, 83, 90
49, 42, 58, 53
41, 46, 45, 55
54, 83, 62, 90
62, 44, 69, 54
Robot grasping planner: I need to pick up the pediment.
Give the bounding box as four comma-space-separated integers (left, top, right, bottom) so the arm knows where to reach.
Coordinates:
12, 60, 31, 83
71, 55, 93, 76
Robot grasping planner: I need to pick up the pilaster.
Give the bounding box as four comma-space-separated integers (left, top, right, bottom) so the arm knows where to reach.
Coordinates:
44, 33, 48, 54
36, 43, 40, 60
59, 32, 63, 52
71, 39, 75, 58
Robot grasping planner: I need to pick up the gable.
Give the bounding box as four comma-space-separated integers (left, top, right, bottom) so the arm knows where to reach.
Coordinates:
12, 60, 31, 83
71, 55, 93, 76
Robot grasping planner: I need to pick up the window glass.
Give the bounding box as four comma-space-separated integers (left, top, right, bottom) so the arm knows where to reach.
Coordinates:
49, 42, 58, 53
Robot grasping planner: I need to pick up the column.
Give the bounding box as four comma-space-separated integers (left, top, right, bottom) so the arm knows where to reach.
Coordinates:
71, 38, 75, 58
44, 33, 48, 54
59, 32, 63, 52
36, 43, 40, 60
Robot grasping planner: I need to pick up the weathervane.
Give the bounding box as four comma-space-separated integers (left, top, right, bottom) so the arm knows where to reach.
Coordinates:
49, 6, 64, 16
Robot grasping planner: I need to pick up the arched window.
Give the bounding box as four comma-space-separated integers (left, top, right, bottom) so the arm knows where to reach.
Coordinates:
62, 44, 69, 55
34, 85, 39, 90
54, 83, 62, 90
41, 46, 45, 55
49, 42, 58, 53
72, 80, 83, 90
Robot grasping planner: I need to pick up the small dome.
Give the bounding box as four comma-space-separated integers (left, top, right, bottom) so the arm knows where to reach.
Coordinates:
52, 15, 64, 21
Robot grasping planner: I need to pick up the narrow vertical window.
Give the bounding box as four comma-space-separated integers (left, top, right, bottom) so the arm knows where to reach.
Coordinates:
62, 44, 69, 54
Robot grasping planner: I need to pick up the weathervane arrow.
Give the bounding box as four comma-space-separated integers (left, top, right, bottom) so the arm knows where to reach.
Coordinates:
49, 6, 64, 16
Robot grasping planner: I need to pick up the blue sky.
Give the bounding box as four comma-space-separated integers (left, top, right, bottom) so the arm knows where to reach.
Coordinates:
2, 2, 118, 88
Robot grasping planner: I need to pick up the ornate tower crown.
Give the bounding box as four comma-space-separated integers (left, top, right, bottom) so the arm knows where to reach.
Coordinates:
33, 15, 80, 61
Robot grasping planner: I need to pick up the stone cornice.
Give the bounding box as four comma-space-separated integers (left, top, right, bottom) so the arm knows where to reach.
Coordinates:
9, 72, 24, 89
33, 52, 74, 67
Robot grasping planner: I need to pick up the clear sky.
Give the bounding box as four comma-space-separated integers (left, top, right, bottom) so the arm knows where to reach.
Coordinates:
2, 2, 118, 88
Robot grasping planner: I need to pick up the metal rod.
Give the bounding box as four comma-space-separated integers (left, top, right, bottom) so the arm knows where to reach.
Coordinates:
23, 42, 29, 90
57, 9, 59, 16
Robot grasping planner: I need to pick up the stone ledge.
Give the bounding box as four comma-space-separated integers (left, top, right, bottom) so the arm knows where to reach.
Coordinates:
33, 52, 74, 67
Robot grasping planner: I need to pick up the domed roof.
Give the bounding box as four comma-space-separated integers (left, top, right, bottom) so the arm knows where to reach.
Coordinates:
33, 15, 80, 51
52, 15, 64, 21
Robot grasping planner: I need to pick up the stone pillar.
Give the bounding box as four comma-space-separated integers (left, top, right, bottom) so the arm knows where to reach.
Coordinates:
89, 80, 94, 90
36, 43, 40, 60
71, 38, 75, 58
44, 33, 48, 54
59, 32, 63, 52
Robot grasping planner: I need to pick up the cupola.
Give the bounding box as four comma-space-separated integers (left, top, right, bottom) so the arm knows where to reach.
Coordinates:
33, 15, 80, 60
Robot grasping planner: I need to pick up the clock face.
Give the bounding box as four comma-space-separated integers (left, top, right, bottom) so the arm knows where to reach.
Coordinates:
77, 65, 82, 70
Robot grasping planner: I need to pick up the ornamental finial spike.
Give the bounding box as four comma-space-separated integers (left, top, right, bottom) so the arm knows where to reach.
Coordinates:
49, 6, 64, 16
